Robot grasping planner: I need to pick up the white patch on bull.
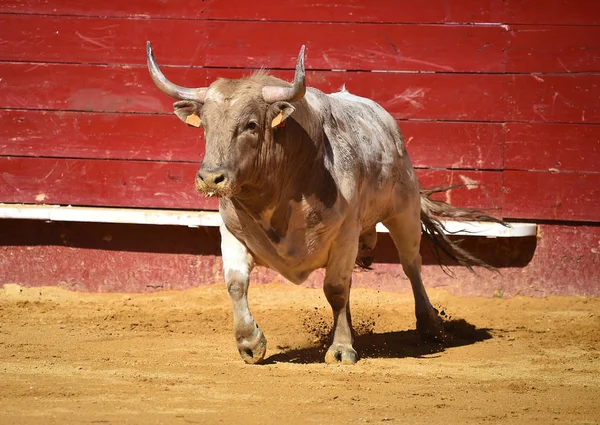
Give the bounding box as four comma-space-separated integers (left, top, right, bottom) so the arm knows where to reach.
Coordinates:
304, 90, 324, 111
35, 194, 46, 201
220, 224, 252, 280
459, 175, 480, 190
330, 90, 397, 132
205, 87, 224, 103
406, 167, 417, 183
331, 90, 379, 107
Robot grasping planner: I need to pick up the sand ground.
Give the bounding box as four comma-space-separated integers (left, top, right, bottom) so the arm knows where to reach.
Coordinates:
1, 283, 599, 424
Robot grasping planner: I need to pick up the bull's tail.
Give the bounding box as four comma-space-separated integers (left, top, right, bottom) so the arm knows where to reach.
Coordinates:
420, 186, 505, 274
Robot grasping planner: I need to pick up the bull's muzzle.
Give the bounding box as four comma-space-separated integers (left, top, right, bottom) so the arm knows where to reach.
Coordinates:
195, 166, 233, 198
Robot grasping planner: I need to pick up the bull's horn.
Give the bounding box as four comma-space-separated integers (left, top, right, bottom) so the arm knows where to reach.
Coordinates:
146, 41, 207, 103
262, 45, 306, 103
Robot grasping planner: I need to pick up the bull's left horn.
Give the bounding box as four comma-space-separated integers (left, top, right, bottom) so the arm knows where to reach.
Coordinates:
262, 45, 306, 103
146, 41, 207, 103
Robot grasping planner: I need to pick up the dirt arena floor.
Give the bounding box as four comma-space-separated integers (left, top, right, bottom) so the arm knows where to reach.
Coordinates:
1, 282, 599, 425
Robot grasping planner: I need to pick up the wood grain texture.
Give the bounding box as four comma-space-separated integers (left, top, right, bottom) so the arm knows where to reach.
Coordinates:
503, 171, 600, 221
0, 110, 504, 169
0, 63, 510, 120
507, 25, 600, 73
4, 220, 598, 296
0, 156, 216, 210
5, 0, 597, 26
0, 0, 506, 23
1, 3, 599, 225
415, 169, 503, 212
403, 121, 504, 170
0, 110, 202, 162
505, 0, 600, 25
507, 74, 600, 124
505, 123, 600, 173
0, 15, 507, 72
0, 156, 502, 212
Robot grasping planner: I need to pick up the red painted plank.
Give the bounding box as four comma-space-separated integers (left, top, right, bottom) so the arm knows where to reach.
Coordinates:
506, 0, 600, 25
416, 169, 503, 212
244, 70, 509, 122
8, 0, 597, 26
508, 25, 600, 73
0, 157, 501, 212
0, 156, 216, 210
201, 0, 507, 24
0, 110, 202, 162
0, 109, 503, 170
0, 15, 507, 72
2, 221, 600, 297
0, 63, 199, 114
0, 63, 509, 121
506, 123, 600, 173
403, 121, 504, 170
507, 74, 600, 124
503, 171, 600, 221
0, 0, 507, 23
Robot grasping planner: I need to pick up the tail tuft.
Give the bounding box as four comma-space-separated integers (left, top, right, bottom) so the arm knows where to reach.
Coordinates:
420, 186, 505, 275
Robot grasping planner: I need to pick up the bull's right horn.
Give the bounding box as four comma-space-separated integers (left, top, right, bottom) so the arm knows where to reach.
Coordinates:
262, 45, 306, 103
146, 41, 207, 103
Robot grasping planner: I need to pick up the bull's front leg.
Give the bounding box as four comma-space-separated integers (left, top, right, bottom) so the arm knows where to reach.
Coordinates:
220, 224, 267, 364
323, 228, 360, 365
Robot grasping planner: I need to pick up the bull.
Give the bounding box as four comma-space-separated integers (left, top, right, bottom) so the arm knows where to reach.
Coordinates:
147, 43, 497, 364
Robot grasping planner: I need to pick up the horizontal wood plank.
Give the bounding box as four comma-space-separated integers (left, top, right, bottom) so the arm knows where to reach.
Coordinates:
507, 25, 600, 73
8, 0, 597, 26
227, 70, 510, 122
0, 156, 502, 212
8, 0, 599, 26
415, 169, 503, 212
0, 0, 507, 23
0, 62, 187, 114
0, 110, 202, 162
507, 74, 600, 124
403, 121, 504, 169
0, 156, 216, 210
8, 62, 597, 125
0, 15, 507, 72
503, 171, 600, 221
0, 63, 509, 121
8, 63, 599, 125
506, 0, 600, 25
505, 123, 600, 173
0, 110, 504, 169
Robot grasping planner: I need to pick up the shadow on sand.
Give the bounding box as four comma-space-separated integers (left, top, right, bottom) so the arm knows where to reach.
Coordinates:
264, 318, 492, 364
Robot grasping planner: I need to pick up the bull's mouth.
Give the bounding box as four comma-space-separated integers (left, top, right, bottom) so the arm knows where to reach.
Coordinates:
194, 178, 236, 199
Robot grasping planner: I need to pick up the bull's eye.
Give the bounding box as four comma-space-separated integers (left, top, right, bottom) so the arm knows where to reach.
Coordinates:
245, 121, 258, 131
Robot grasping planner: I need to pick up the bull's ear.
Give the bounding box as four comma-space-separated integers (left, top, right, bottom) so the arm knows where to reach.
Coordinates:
173, 100, 203, 127
268, 101, 295, 128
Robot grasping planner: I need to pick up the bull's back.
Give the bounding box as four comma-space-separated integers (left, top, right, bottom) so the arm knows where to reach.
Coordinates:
325, 90, 419, 225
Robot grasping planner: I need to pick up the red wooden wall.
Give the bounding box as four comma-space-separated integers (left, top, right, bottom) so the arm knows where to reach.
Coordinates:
1, 0, 599, 223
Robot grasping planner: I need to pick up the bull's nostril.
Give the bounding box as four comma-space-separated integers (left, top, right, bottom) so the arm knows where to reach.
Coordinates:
214, 175, 225, 185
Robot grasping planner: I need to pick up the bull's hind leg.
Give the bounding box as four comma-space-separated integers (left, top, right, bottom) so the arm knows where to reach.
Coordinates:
220, 224, 267, 364
383, 212, 445, 341
323, 226, 360, 364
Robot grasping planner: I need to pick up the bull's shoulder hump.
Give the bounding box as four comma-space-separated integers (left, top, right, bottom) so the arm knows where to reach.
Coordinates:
325, 88, 406, 158
329, 90, 381, 108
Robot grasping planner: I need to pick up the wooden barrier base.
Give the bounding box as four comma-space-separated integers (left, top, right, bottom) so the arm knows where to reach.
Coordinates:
1, 219, 597, 297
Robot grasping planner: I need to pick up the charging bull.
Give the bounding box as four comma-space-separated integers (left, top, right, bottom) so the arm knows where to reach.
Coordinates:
147, 43, 497, 364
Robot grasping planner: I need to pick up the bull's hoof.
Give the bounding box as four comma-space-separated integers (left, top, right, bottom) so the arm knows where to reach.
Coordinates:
324, 344, 358, 365
237, 329, 267, 364
416, 312, 446, 343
